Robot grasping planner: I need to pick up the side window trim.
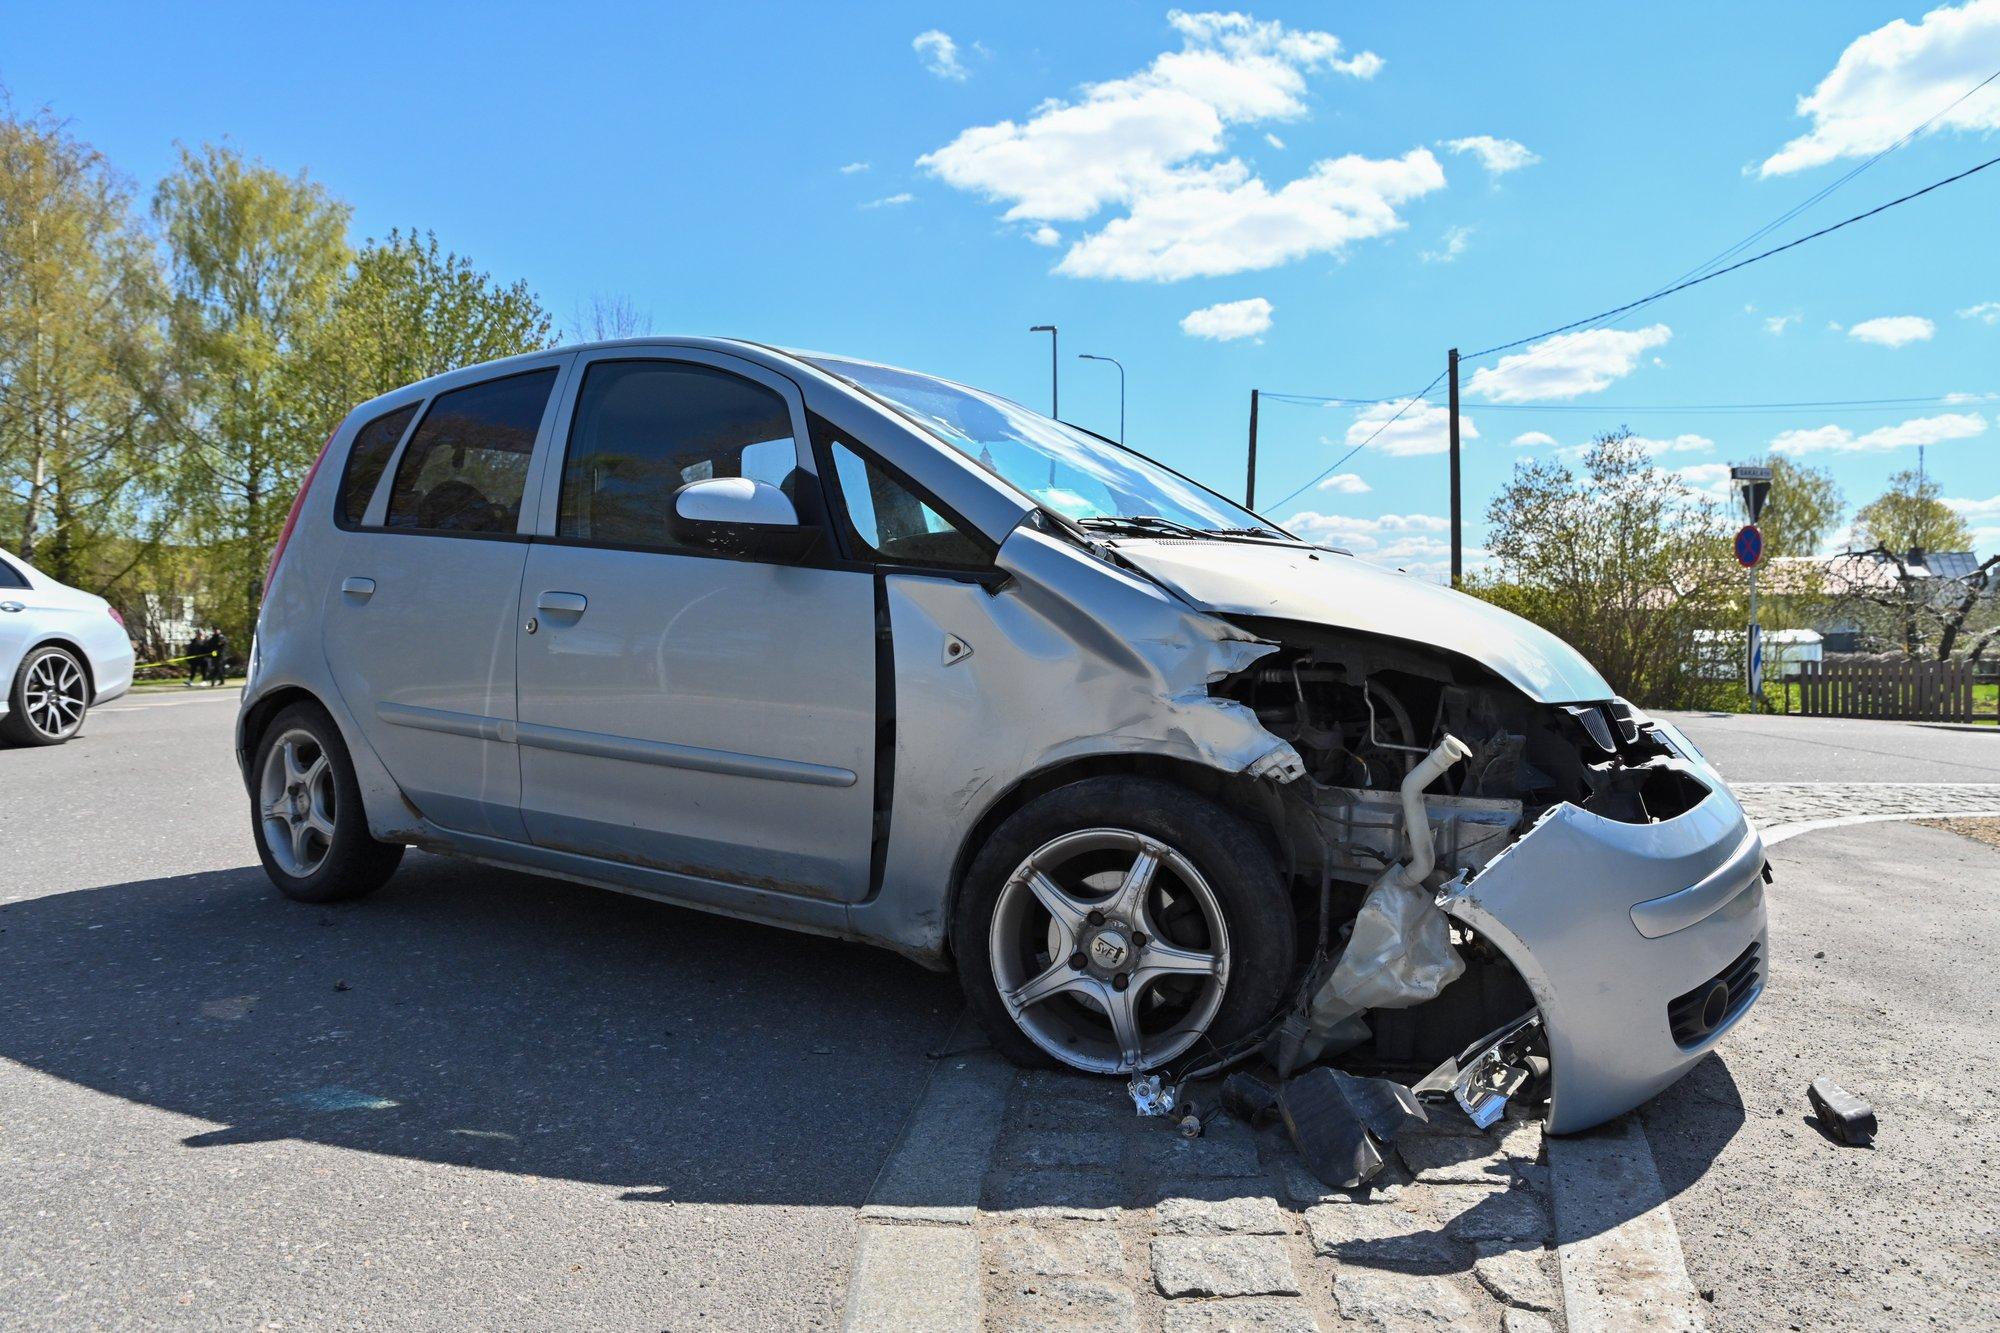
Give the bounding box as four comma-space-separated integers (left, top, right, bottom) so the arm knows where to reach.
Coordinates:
338, 400, 424, 531
361, 355, 575, 538
524, 347, 834, 563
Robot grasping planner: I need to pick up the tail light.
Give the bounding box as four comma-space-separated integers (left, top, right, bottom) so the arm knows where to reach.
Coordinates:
265, 420, 345, 595
106, 605, 126, 629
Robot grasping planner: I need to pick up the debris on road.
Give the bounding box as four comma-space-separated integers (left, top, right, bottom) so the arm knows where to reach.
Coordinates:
1806, 1076, 1877, 1146
1279, 1066, 1428, 1189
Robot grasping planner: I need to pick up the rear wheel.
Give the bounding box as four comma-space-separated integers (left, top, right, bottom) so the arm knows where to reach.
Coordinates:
251, 703, 403, 903
1, 645, 90, 746
954, 776, 1295, 1074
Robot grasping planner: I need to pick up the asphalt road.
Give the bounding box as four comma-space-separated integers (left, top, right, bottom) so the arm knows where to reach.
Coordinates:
3, 692, 1997, 1328
0, 690, 957, 1329
1658, 708, 2000, 783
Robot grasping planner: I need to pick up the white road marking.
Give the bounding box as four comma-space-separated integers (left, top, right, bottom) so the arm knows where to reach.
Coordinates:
1761, 809, 2000, 845
96, 691, 243, 713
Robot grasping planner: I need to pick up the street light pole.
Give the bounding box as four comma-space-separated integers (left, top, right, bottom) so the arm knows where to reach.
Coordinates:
1029, 325, 1059, 418
1077, 353, 1124, 443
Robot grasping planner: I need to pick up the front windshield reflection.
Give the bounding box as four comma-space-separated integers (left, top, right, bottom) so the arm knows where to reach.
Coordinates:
808, 357, 1272, 534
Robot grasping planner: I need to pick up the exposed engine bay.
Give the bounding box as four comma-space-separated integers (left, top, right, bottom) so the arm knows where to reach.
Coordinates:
1137, 619, 1720, 1176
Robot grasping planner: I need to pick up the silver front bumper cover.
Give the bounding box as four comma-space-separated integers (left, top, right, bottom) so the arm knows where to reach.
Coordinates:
1441, 756, 1768, 1134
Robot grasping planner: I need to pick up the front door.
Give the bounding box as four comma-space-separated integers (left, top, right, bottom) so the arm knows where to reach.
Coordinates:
514, 350, 878, 902
320, 363, 567, 841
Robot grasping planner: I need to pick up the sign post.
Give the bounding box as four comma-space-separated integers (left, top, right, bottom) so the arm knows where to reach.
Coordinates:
1731, 466, 1773, 707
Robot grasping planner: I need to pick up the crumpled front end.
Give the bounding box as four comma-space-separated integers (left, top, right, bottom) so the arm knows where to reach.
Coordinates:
1441, 738, 1768, 1132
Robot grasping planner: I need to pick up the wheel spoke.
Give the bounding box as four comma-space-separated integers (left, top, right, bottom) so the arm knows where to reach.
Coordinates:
289, 818, 313, 868
1004, 959, 1087, 1015
1131, 938, 1220, 991
1104, 844, 1160, 925
282, 739, 310, 786
1099, 982, 1145, 1071
1022, 869, 1091, 947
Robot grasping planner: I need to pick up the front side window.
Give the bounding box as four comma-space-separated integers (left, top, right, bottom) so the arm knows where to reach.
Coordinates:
337, 403, 418, 527
385, 369, 556, 534
557, 360, 802, 550
814, 418, 989, 569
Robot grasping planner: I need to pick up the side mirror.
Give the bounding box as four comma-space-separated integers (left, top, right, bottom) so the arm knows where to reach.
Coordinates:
667, 476, 819, 562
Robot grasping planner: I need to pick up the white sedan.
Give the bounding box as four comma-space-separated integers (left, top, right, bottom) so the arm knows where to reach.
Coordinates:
0, 548, 134, 746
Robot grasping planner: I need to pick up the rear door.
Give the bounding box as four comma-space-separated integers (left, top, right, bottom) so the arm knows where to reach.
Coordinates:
513, 348, 879, 901
320, 359, 569, 841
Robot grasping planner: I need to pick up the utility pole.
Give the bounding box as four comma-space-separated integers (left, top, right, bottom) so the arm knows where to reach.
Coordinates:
1245, 389, 1260, 509
1078, 353, 1125, 443
1447, 348, 1462, 588
1029, 325, 1059, 418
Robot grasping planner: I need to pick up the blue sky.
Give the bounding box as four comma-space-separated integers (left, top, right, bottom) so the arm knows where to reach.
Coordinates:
8, 1, 1998, 576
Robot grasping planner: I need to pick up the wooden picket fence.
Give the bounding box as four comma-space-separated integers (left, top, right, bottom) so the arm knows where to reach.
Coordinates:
1794, 656, 1977, 722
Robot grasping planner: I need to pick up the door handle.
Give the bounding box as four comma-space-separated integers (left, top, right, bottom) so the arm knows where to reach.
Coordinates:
340, 577, 376, 599
0, 601, 22, 613
536, 591, 588, 615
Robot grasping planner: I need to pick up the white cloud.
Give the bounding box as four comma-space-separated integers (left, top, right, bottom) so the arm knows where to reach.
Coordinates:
1764, 313, 1800, 334
1672, 463, 1737, 501
1944, 390, 2000, 403
914, 29, 969, 82
1027, 224, 1061, 247
1341, 397, 1478, 458
1281, 510, 1462, 580
1771, 411, 1988, 454
1317, 472, 1371, 494
1760, 1, 2000, 176
1421, 224, 1472, 264
1464, 324, 1671, 402
1958, 300, 2000, 324
1945, 491, 2000, 520
1847, 314, 1935, 346
1439, 135, 1540, 174
1180, 296, 1273, 340
1264, 132, 1286, 149
862, 192, 914, 209
1628, 433, 1717, 456
840, 161, 871, 175
1511, 430, 1556, 448
918, 11, 1436, 282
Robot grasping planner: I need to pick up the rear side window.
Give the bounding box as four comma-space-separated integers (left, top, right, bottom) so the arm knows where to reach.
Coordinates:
385, 369, 556, 534
557, 360, 802, 550
0, 556, 28, 589
336, 404, 417, 527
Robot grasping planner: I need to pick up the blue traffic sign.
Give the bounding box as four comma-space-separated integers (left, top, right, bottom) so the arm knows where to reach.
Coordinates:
1734, 524, 1763, 568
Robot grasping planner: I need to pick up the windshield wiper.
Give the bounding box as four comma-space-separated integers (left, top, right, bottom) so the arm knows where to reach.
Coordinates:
1074, 514, 1212, 539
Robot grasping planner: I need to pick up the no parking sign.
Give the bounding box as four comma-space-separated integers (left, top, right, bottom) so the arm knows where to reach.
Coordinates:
1734, 524, 1763, 568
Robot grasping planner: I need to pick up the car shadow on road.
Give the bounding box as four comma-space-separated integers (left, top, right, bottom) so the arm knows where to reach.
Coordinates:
0, 854, 959, 1207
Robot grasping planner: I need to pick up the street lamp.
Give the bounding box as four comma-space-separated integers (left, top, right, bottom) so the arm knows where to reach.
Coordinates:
1077, 353, 1124, 444
1029, 325, 1058, 418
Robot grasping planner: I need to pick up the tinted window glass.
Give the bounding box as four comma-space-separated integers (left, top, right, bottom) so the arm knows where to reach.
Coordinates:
0, 556, 28, 589
558, 361, 801, 549
337, 403, 418, 527
385, 370, 556, 534
819, 429, 989, 570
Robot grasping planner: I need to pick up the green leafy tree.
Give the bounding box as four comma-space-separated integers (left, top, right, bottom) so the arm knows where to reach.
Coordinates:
1853, 467, 1973, 555
1470, 431, 1735, 708
154, 143, 351, 638
0, 101, 166, 586
1755, 456, 1842, 557
299, 228, 554, 426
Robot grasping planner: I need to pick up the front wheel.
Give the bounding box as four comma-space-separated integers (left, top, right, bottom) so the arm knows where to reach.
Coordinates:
953, 776, 1295, 1075
251, 703, 404, 903
1, 645, 91, 746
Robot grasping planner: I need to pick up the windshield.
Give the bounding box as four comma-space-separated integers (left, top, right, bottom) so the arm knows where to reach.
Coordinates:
806, 357, 1275, 535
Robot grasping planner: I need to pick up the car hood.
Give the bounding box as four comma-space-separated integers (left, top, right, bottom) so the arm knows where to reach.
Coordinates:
1112, 539, 1614, 704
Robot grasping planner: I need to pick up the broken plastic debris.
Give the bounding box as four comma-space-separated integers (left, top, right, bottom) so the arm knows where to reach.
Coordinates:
1220, 1070, 1280, 1128
1128, 1072, 1178, 1117
1806, 1077, 1877, 1146
1280, 1067, 1429, 1189
1425, 1011, 1545, 1129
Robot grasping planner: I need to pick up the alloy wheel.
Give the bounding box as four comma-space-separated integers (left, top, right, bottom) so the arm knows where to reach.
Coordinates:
259, 728, 338, 878
987, 827, 1231, 1074
22, 651, 87, 741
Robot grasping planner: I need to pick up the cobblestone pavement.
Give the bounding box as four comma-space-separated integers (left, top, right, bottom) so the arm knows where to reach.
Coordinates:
977, 1070, 1560, 1332
1732, 782, 2000, 827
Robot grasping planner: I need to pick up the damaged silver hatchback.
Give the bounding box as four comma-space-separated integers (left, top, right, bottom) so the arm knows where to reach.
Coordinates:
239, 338, 1766, 1134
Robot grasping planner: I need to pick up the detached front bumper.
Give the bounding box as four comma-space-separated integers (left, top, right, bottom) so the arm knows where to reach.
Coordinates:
1442, 748, 1768, 1134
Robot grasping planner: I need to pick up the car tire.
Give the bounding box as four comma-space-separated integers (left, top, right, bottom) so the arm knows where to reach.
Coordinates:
251, 702, 404, 903
953, 775, 1295, 1075
0, 644, 91, 747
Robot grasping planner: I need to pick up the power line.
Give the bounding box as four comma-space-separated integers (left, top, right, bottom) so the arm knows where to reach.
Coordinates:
1461, 394, 1987, 414
1463, 150, 2000, 364
1264, 369, 1448, 511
